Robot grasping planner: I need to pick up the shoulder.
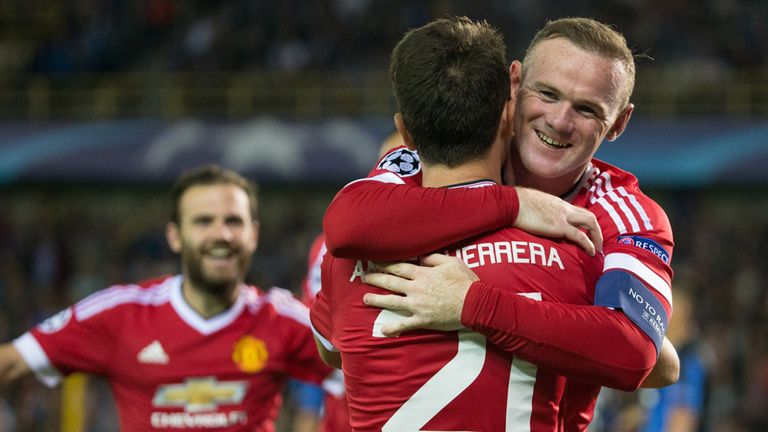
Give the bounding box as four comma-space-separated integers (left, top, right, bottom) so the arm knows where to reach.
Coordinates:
345, 146, 422, 188
243, 285, 311, 327
375, 146, 421, 178
583, 159, 672, 242
73, 275, 176, 321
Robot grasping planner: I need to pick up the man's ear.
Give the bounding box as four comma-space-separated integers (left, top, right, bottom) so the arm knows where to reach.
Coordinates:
607, 103, 634, 142
166, 222, 182, 253
499, 96, 515, 141
509, 61, 523, 96
394, 113, 415, 150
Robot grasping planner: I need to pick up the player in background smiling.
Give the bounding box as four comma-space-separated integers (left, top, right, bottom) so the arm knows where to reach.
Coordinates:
0, 164, 332, 431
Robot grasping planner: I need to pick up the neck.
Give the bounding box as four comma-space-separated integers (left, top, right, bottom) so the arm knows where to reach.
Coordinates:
421, 157, 501, 188
181, 280, 239, 318
508, 157, 587, 197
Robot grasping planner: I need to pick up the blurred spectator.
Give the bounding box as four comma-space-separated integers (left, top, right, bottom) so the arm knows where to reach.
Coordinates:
640, 284, 715, 432
5, 0, 767, 75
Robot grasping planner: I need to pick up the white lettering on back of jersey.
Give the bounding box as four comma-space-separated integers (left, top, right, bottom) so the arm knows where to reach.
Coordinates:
350, 260, 386, 282
350, 260, 365, 282
451, 241, 565, 270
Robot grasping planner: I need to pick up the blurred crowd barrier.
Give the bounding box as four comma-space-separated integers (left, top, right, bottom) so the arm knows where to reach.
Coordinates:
0, 69, 767, 119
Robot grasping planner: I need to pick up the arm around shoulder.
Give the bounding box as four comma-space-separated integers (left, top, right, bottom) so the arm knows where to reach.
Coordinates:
323, 180, 517, 260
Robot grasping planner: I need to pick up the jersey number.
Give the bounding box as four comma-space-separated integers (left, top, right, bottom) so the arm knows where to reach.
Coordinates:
373, 300, 539, 431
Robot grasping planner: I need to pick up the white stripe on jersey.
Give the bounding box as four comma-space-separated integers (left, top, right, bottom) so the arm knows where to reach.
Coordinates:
606, 189, 640, 232
266, 287, 311, 326
76, 280, 172, 321
590, 173, 654, 235
596, 195, 627, 233
345, 172, 405, 187
590, 175, 625, 233
506, 358, 537, 432
604, 253, 673, 306
617, 187, 654, 231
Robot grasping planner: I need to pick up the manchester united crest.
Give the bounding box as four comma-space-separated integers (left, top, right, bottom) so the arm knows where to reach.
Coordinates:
232, 336, 269, 373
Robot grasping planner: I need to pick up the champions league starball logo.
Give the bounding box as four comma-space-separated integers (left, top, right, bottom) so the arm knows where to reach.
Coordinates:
618, 237, 635, 246
38, 308, 73, 334
378, 149, 421, 177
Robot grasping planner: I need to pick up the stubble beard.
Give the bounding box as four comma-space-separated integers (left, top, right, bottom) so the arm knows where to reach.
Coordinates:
183, 247, 251, 297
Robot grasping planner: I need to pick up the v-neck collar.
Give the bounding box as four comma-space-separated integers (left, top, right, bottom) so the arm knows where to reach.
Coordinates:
169, 275, 246, 335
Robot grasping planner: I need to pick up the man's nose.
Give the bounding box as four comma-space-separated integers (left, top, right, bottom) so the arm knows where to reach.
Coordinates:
213, 222, 234, 241
547, 103, 575, 135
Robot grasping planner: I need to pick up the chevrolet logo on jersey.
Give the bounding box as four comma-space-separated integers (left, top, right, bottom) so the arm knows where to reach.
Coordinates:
152, 377, 247, 412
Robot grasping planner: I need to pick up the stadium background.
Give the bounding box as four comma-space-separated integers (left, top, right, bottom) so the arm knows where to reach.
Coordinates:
0, 1, 766, 431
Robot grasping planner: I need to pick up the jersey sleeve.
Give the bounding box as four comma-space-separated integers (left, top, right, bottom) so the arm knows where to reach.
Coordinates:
14, 297, 118, 387
309, 255, 335, 353
323, 147, 520, 261
267, 288, 333, 385
586, 175, 675, 354
301, 234, 327, 306
461, 281, 657, 391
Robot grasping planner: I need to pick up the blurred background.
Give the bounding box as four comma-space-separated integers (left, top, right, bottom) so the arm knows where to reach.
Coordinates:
0, 1, 766, 431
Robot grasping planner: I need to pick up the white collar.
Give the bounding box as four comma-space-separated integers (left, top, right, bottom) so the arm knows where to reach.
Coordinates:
169, 275, 246, 335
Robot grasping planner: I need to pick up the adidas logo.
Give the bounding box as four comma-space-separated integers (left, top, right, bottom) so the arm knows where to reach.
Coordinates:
138, 340, 169, 364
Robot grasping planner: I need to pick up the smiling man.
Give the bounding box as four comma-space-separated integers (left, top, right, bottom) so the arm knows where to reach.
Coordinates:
321, 17, 676, 429
0, 164, 332, 431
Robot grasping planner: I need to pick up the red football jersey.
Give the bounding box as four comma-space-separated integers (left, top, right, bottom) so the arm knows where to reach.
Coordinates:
570, 159, 673, 314
311, 179, 604, 431
320, 149, 674, 428
300, 233, 353, 432
13, 275, 331, 431
555, 159, 675, 427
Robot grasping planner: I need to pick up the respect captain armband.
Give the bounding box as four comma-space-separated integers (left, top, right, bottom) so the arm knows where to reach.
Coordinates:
594, 271, 668, 356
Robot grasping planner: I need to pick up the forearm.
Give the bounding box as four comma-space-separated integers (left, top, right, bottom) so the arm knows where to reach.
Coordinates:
323, 181, 518, 260
640, 337, 679, 388
462, 282, 657, 391
0, 344, 31, 385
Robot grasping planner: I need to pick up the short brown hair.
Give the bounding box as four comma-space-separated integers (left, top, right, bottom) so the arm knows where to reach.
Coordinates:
524, 17, 636, 107
169, 164, 258, 224
389, 16, 510, 167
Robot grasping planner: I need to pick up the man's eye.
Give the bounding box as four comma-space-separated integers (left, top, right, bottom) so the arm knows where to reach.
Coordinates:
577, 106, 598, 116
540, 90, 556, 100
225, 216, 245, 226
